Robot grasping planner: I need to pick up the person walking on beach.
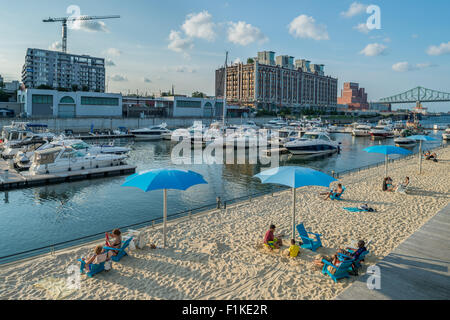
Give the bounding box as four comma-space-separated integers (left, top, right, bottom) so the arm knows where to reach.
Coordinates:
263, 224, 282, 250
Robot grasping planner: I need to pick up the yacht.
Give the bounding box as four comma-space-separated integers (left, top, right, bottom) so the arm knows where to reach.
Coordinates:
265, 118, 288, 129
442, 128, 450, 140
2, 135, 48, 159
269, 128, 302, 146
14, 139, 131, 170
394, 137, 417, 147
370, 123, 394, 139
284, 131, 340, 156
28, 146, 128, 175
130, 123, 171, 141
0, 122, 54, 150
352, 124, 372, 137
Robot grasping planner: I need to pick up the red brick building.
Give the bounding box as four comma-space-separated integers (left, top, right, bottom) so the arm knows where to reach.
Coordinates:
337, 82, 369, 110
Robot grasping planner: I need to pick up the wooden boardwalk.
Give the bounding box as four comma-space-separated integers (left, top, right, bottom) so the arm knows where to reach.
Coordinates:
336, 203, 450, 300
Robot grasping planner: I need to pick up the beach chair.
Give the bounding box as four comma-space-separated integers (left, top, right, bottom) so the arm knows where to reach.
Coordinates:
322, 259, 354, 283
330, 187, 346, 200
78, 258, 105, 277
104, 237, 133, 262
338, 250, 370, 269
296, 223, 322, 252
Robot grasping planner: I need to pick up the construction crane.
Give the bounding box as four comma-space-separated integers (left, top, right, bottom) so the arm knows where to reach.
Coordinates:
43, 15, 120, 53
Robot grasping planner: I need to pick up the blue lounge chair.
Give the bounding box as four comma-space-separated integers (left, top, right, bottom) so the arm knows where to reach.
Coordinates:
104, 237, 133, 262
296, 223, 322, 252
78, 259, 105, 277
322, 259, 354, 283
339, 249, 370, 269
330, 187, 346, 200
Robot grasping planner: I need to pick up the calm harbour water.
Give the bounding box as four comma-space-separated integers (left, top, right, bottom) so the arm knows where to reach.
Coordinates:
0, 116, 448, 259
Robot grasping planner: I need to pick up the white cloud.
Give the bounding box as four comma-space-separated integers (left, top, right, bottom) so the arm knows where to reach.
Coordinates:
426, 41, 450, 56
288, 15, 329, 40
359, 43, 387, 56
49, 41, 62, 50
70, 17, 108, 32
175, 66, 196, 73
104, 48, 122, 57
341, 2, 368, 18
354, 23, 370, 34
110, 74, 128, 82
392, 61, 437, 72
167, 30, 194, 54
105, 58, 115, 66
227, 21, 268, 46
181, 11, 216, 41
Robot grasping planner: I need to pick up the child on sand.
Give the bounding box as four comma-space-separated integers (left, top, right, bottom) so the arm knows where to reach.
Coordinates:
263, 225, 283, 250
285, 239, 300, 258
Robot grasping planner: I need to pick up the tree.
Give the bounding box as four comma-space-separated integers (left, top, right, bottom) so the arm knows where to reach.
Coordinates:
0, 90, 10, 102
71, 84, 79, 92
192, 91, 206, 98
247, 58, 254, 64
37, 84, 53, 90
81, 85, 89, 92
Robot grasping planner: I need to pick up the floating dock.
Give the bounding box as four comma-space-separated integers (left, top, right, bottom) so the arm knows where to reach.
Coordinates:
0, 159, 136, 191
72, 134, 135, 140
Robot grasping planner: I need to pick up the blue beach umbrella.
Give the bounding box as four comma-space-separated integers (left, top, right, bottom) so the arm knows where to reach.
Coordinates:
254, 166, 337, 239
406, 135, 438, 174
122, 168, 208, 247
363, 145, 412, 177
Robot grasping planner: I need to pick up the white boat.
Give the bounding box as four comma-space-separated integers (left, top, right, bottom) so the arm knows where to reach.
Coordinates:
269, 128, 302, 146
29, 146, 128, 175
265, 118, 288, 129
442, 128, 450, 140
2, 135, 49, 159
394, 137, 417, 147
130, 124, 171, 141
284, 131, 340, 156
370, 124, 394, 139
352, 124, 372, 137
14, 139, 130, 170
0, 122, 55, 151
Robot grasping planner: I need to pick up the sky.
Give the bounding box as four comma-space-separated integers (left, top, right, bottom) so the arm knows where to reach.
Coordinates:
0, 0, 449, 111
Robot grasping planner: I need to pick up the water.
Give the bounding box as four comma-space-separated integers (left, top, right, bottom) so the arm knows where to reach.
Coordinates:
0, 120, 448, 260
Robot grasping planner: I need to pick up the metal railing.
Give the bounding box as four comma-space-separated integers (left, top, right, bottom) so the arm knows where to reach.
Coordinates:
0, 142, 447, 265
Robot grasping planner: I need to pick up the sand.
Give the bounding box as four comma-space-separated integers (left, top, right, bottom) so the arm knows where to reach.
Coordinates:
1, 146, 449, 300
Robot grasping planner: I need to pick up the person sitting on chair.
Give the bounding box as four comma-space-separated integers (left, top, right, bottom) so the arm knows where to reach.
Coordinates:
383, 177, 395, 192
395, 177, 410, 193
322, 183, 344, 200
106, 228, 122, 256
263, 224, 283, 250
338, 240, 367, 261
81, 245, 110, 271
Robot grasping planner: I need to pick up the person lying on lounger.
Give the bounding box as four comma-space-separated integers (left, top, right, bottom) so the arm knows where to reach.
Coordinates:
321, 183, 344, 200
395, 177, 410, 193
106, 228, 122, 256
285, 239, 300, 258
81, 245, 110, 271
263, 224, 283, 250
425, 152, 438, 162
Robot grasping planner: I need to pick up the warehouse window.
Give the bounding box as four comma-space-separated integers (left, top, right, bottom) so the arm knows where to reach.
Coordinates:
32, 94, 53, 104
60, 96, 75, 104
81, 96, 119, 106
176, 100, 201, 108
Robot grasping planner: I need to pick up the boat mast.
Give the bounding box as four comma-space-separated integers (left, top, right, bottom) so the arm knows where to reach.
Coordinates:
223, 51, 228, 128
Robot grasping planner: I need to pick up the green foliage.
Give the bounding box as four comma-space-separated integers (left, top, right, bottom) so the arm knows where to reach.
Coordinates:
247, 58, 254, 64
37, 84, 53, 90
0, 89, 11, 102
192, 91, 206, 98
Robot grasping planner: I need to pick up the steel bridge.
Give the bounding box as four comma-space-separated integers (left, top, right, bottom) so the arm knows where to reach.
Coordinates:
377, 86, 450, 104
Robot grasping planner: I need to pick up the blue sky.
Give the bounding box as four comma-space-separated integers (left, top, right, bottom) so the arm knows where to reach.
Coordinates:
1, 0, 449, 111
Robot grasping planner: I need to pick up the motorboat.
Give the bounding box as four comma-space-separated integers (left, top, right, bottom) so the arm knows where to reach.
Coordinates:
28, 146, 128, 175
370, 124, 394, 139
14, 139, 130, 170
0, 122, 54, 150
2, 135, 48, 159
241, 120, 259, 130
284, 131, 340, 156
352, 124, 372, 137
130, 123, 171, 141
269, 128, 302, 146
265, 118, 288, 129
442, 128, 450, 140
394, 137, 417, 147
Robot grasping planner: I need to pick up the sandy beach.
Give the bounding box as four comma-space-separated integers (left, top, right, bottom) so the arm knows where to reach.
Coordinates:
1, 146, 449, 300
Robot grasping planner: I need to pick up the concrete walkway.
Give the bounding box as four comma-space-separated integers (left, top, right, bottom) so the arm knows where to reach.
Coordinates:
336, 202, 450, 300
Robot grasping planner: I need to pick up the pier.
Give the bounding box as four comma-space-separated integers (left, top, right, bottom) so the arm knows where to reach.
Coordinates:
0, 158, 136, 191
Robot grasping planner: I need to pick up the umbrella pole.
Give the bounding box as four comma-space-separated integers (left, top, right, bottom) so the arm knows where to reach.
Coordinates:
385, 154, 388, 177
419, 140, 423, 174
292, 187, 296, 240
163, 189, 167, 248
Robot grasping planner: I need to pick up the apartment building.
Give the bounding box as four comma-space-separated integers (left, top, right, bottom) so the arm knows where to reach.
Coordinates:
22, 48, 105, 92
215, 51, 338, 112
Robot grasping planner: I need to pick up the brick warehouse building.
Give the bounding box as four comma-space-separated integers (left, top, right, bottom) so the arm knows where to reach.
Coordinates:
337, 82, 369, 110
215, 51, 338, 112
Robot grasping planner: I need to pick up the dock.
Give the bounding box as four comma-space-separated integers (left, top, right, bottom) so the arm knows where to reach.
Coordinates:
336, 203, 450, 300
72, 134, 135, 140
0, 159, 136, 191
